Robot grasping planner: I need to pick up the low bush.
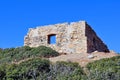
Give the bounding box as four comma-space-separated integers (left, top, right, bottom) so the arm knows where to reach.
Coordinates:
0, 59, 86, 80
0, 58, 50, 80
0, 46, 119, 80
0, 56, 119, 80
47, 61, 87, 80
0, 46, 59, 64
31, 46, 59, 58
86, 56, 120, 80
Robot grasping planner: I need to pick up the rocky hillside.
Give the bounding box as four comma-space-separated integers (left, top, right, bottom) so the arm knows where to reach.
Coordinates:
0, 46, 119, 80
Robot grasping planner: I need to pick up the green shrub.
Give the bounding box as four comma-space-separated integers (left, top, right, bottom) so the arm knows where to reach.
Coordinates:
86, 56, 120, 80
0, 63, 6, 80
0, 48, 3, 53
1, 55, 119, 80
0, 46, 59, 64
31, 46, 59, 58
0, 60, 87, 80
0, 46, 119, 80
0, 58, 50, 80
47, 61, 86, 80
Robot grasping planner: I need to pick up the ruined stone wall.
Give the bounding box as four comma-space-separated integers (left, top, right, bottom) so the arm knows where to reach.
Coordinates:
24, 21, 109, 53
85, 24, 109, 53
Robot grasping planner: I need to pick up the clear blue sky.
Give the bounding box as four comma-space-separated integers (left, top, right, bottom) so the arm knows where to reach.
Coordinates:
0, 0, 120, 53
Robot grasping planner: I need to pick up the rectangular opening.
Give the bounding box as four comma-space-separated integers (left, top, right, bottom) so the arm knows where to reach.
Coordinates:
48, 34, 56, 44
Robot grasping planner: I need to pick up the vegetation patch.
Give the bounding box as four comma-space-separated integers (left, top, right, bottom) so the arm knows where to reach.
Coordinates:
0, 46, 119, 80
86, 56, 120, 80
0, 46, 59, 64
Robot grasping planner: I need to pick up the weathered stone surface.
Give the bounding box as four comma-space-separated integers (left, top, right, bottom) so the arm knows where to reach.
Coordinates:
24, 21, 109, 53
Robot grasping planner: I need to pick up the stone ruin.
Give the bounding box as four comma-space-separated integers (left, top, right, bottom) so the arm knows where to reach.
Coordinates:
24, 21, 109, 53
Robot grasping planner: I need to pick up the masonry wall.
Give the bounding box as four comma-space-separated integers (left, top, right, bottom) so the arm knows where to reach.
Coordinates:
85, 24, 109, 53
24, 21, 109, 53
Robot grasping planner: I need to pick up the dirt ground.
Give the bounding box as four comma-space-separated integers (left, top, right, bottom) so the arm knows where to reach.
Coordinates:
49, 51, 118, 67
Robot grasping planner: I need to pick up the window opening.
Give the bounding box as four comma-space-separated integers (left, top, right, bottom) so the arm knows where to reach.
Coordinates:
48, 34, 56, 44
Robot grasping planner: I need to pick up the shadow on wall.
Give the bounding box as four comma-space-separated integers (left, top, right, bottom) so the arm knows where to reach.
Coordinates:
85, 23, 109, 53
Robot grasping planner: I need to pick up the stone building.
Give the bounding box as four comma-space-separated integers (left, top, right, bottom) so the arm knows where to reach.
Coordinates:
24, 21, 109, 53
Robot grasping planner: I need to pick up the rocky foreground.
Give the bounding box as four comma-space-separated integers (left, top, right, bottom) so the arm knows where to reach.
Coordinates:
49, 51, 118, 67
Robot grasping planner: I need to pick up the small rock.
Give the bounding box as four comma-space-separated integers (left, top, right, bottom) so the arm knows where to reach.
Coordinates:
88, 54, 94, 59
